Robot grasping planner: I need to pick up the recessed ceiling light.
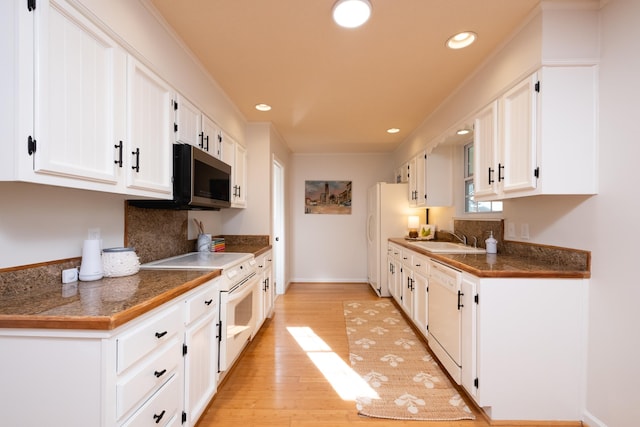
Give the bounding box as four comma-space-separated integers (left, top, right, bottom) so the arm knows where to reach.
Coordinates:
332, 0, 372, 28
456, 128, 471, 135
255, 103, 272, 112
387, 128, 400, 134
446, 31, 477, 50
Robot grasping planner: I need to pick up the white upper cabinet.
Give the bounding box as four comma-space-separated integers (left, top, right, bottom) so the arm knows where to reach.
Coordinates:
231, 139, 248, 208
474, 66, 597, 201
174, 95, 227, 161
125, 56, 173, 197
34, 0, 126, 186
174, 94, 202, 149
201, 115, 222, 159
3, 0, 174, 198
408, 147, 453, 207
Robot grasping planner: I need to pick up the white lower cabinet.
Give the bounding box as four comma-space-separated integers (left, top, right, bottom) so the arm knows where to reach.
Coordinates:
254, 250, 274, 336
390, 244, 587, 422
460, 274, 587, 422
0, 277, 221, 427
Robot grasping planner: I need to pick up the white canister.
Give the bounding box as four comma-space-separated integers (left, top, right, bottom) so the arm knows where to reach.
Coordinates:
102, 247, 140, 277
197, 234, 212, 252
79, 239, 103, 281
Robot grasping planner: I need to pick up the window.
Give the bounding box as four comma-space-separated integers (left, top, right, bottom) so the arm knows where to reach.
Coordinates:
464, 142, 502, 213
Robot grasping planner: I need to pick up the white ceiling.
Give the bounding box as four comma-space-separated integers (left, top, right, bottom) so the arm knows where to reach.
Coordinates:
149, 0, 540, 153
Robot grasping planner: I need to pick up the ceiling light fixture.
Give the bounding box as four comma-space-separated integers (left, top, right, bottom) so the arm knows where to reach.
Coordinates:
255, 103, 272, 112
456, 128, 471, 135
332, 0, 372, 28
446, 31, 477, 50
387, 128, 400, 134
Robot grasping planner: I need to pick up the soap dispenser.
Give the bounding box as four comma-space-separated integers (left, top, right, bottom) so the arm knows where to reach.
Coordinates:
485, 231, 498, 254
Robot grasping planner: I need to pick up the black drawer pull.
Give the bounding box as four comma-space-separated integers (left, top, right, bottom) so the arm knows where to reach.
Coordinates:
204, 299, 213, 306
155, 331, 168, 339
153, 410, 166, 424
154, 369, 167, 378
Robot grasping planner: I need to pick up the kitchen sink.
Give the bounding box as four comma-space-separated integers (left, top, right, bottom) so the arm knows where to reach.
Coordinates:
406, 240, 487, 254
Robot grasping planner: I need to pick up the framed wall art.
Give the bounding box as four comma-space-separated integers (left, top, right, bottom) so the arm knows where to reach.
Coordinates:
304, 180, 352, 214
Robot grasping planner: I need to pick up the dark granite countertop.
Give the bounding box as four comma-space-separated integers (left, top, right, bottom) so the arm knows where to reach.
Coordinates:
0, 243, 272, 330
389, 238, 590, 279
0, 270, 220, 330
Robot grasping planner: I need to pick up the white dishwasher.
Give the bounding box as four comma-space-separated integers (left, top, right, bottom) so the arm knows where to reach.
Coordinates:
427, 259, 463, 384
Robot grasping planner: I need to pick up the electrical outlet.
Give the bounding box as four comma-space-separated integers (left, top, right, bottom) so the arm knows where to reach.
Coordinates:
507, 222, 516, 238
88, 228, 101, 240
520, 223, 530, 240
62, 267, 78, 284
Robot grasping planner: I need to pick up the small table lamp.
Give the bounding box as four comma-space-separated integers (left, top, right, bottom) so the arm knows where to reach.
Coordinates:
408, 215, 419, 238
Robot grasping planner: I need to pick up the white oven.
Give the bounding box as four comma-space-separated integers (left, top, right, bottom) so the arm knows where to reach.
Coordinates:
140, 251, 257, 374
219, 270, 259, 371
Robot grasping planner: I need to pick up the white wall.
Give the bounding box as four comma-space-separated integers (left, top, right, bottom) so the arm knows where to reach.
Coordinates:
289, 153, 393, 282
0, 182, 127, 268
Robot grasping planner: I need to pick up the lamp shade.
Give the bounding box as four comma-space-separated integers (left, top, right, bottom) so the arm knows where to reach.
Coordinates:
408, 215, 420, 230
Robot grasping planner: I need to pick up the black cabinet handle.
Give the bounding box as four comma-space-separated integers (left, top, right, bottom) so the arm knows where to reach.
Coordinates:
153, 369, 167, 378
114, 141, 123, 167
131, 148, 140, 172
498, 163, 504, 182
153, 410, 165, 424
155, 330, 168, 339
199, 132, 204, 148
458, 290, 464, 310
204, 135, 209, 151
204, 299, 213, 306
488, 167, 494, 185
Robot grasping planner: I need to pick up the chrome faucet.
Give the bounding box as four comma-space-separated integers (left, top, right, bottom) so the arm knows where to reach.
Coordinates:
444, 230, 467, 245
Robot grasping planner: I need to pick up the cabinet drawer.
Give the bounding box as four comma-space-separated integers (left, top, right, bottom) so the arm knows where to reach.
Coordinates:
412, 253, 430, 277
117, 304, 182, 374
116, 337, 181, 419
185, 282, 218, 325
121, 373, 181, 427
401, 248, 413, 265
388, 243, 402, 260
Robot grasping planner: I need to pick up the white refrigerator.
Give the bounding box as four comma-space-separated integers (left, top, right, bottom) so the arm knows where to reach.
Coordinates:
366, 182, 414, 297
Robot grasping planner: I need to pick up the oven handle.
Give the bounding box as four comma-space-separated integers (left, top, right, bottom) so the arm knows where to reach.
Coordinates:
226, 271, 258, 298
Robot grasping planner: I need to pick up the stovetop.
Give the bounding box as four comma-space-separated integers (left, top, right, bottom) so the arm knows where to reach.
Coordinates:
140, 252, 254, 271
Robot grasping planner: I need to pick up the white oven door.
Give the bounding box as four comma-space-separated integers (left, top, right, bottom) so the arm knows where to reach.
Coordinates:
219, 273, 258, 371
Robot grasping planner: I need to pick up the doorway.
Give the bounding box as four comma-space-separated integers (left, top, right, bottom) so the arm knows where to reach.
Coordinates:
272, 156, 286, 294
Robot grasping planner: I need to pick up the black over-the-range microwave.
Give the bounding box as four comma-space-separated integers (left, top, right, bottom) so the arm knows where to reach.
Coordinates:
129, 144, 231, 210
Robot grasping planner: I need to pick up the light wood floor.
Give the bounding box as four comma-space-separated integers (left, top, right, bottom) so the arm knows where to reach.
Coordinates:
195, 283, 519, 427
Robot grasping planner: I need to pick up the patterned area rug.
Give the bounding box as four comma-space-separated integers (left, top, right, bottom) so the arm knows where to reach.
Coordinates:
343, 300, 475, 421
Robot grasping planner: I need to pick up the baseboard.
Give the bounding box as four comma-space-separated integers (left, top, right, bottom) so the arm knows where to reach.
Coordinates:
582, 410, 608, 427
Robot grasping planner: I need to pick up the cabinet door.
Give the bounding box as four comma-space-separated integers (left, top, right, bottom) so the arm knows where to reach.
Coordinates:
425, 145, 453, 207
413, 272, 428, 338
460, 275, 478, 400
184, 311, 218, 426
231, 141, 247, 208
126, 56, 173, 197
415, 152, 426, 207
220, 132, 234, 166
202, 115, 221, 159
473, 100, 499, 199
174, 95, 202, 149
407, 155, 418, 206
500, 73, 538, 195
34, 0, 126, 186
